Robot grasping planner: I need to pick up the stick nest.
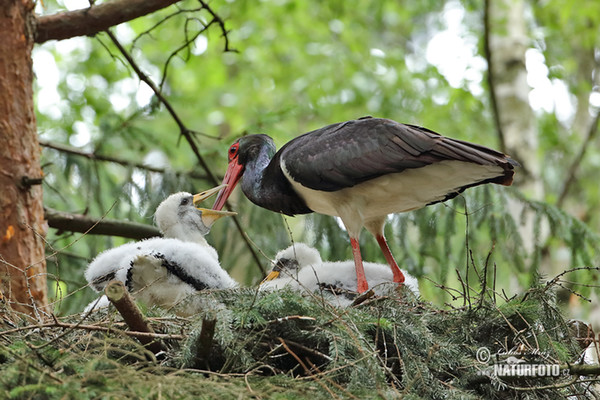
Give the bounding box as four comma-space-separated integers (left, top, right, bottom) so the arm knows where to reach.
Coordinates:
0, 285, 598, 399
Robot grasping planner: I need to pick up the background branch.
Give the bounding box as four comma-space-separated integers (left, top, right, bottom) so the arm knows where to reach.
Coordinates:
34, 0, 184, 43
557, 110, 600, 207
197, 0, 236, 52
40, 139, 211, 180
483, 0, 505, 152
45, 207, 160, 240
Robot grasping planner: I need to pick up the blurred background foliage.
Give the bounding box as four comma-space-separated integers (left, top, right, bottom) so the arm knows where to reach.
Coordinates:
34, 0, 600, 318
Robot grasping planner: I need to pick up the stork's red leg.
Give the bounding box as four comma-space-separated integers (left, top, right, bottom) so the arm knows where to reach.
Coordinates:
375, 235, 405, 284
350, 237, 369, 293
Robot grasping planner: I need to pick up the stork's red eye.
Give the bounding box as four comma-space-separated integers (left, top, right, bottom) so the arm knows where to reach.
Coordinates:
228, 143, 239, 161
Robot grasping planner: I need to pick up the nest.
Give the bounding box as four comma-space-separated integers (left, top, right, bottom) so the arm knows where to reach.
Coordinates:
0, 283, 598, 399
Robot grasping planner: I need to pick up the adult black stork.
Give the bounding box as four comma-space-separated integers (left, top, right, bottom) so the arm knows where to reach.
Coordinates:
212, 117, 518, 293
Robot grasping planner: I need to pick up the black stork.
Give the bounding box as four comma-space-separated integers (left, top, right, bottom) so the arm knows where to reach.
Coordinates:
212, 117, 518, 293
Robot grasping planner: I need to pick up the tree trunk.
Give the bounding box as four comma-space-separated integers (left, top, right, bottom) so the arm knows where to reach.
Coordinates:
487, 0, 541, 195
0, 0, 48, 318
486, 0, 548, 266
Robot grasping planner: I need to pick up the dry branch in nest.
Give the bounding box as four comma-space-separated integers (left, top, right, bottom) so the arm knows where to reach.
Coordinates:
105, 280, 166, 356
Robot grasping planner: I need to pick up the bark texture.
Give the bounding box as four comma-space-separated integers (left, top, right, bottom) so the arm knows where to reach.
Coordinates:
0, 0, 48, 317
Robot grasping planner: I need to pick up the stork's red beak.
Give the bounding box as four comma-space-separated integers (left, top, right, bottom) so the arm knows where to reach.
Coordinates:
212, 159, 244, 211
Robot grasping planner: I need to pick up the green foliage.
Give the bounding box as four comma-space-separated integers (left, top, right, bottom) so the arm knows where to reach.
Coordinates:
33, 1, 600, 323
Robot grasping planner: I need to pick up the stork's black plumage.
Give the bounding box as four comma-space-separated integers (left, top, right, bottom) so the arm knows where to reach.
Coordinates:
213, 117, 518, 292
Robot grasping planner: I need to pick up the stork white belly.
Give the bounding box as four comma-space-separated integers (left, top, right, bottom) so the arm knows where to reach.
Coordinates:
282, 160, 504, 223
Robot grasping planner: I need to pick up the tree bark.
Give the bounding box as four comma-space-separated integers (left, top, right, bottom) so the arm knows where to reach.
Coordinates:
0, 0, 48, 317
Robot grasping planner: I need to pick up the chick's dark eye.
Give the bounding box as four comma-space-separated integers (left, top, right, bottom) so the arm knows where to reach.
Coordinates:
180, 197, 191, 206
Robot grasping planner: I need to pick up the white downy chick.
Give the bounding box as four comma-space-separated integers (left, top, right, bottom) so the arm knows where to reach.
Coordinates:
261, 243, 419, 306
127, 239, 238, 309
84, 187, 235, 312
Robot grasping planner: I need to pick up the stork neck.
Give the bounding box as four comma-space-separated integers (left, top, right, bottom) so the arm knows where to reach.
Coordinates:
237, 135, 312, 215
240, 142, 275, 205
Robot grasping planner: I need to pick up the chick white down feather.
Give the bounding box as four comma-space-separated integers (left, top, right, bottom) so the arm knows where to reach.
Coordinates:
84, 192, 235, 312
261, 243, 419, 306
127, 240, 237, 309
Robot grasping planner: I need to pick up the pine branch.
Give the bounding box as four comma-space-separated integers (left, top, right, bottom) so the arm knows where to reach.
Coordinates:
45, 207, 160, 240
34, 0, 185, 43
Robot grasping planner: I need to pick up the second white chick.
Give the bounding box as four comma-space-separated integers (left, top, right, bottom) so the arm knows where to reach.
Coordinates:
261, 243, 419, 306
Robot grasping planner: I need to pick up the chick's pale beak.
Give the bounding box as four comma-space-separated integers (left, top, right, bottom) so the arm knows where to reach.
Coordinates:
260, 270, 280, 285
192, 184, 229, 206
198, 208, 237, 229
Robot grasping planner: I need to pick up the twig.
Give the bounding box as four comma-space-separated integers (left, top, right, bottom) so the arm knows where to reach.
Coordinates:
305, 359, 360, 400
463, 198, 472, 308
558, 109, 600, 206
158, 16, 215, 92
131, 6, 204, 50
267, 315, 316, 325
277, 337, 339, 400
105, 30, 216, 168
483, 0, 506, 152
40, 139, 210, 180
0, 320, 184, 341
455, 269, 468, 308
278, 338, 332, 362
350, 289, 374, 307
543, 267, 600, 292
478, 242, 496, 309
564, 363, 600, 376
197, 0, 237, 52
244, 371, 261, 399
504, 375, 579, 391
105, 280, 166, 356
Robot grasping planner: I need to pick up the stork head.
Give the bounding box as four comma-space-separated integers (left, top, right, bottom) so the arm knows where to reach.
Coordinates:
155, 185, 236, 241
212, 134, 275, 211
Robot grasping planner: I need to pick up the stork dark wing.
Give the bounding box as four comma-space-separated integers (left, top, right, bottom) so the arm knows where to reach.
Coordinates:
280, 117, 518, 192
